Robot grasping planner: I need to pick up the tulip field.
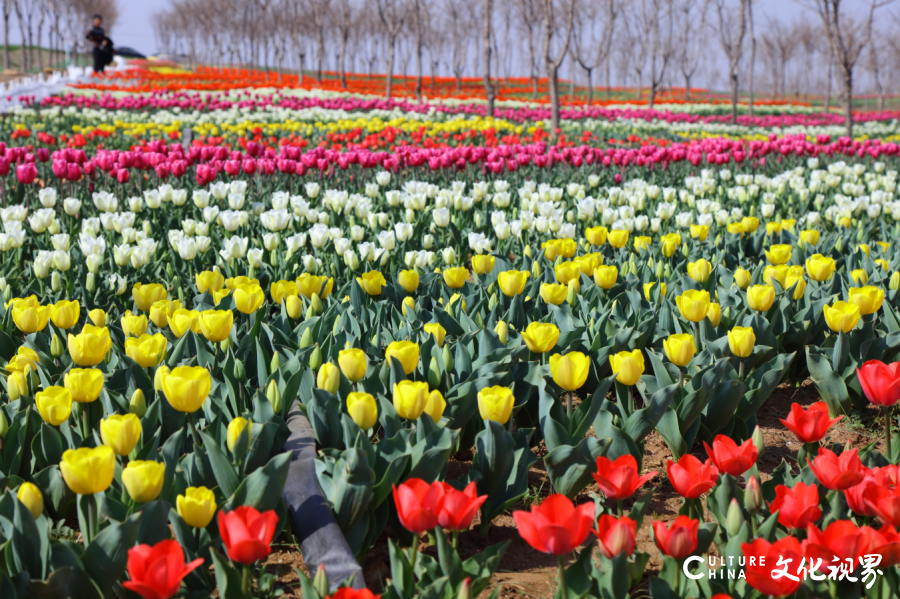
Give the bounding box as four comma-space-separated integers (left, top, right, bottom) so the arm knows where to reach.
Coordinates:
3, 68, 900, 599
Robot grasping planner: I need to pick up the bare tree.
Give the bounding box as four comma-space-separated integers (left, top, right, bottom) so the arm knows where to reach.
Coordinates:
513, 0, 542, 97
746, 0, 756, 114
715, 0, 748, 123
573, 0, 618, 105
334, 0, 353, 88
446, 0, 475, 93
636, 0, 675, 108
483, 0, 495, 116
674, 0, 706, 101
542, 0, 576, 133
376, 0, 406, 97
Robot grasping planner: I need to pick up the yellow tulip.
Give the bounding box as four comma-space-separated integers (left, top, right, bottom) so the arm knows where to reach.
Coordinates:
393, 380, 429, 420
554, 238, 578, 258
687, 259, 712, 283
347, 392, 378, 430
317, 362, 341, 394
88, 309, 106, 327
100, 413, 142, 456
594, 265, 618, 289
733, 268, 751, 290
296, 273, 331, 298
122, 460, 165, 503
851, 269, 869, 285
338, 348, 368, 382
60, 446, 115, 495
728, 326, 756, 358
12, 304, 50, 333
498, 270, 530, 296
154, 366, 170, 392
766, 221, 782, 236
747, 285, 775, 312
17, 482, 43, 519
690, 224, 709, 241
132, 283, 167, 312
68, 325, 112, 366
765, 244, 792, 265
858, 244, 871, 257
424, 323, 447, 347
50, 300, 80, 329
741, 216, 760, 233
196, 270, 225, 294
540, 283, 567, 305
549, 352, 590, 391
161, 366, 212, 413
634, 236, 652, 252
270, 280, 297, 304
876, 259, 889, 272
199, 309, 233, 342
401, 296, 415, 316
763, 265, 789, 288
495, 320, 508, 345
64, 368, 104, 403
7, 371, 27, 400
121, 310, 148, 337
399, 270, 420, 293
877, 241, 890, 252
727, 222, 745, 236
443, 267, 469, 289
149, 299, 181, 328
823, 301, 861, 333
676, 289, 711, 323
707, 303, 722, 327
608, 230, 629, 249
848, 286, 885, 316
225, 276, 259, 290
169, 309, 201, 338
664, 334, 696, 367
212, 289, 232, 307
644, 282, 667, 301
586, 226, 608, 246
234, 284, 265, 314
805, 254, 836, 282
226, 417, 252, 454
423, 390, 446, 422
477, 385, 514, 424
609, 350, 645, 386
554, 262, 580, 285
177, 486, 217, 528
35, 386, 72, 426
446, 293, 466, 313
124, 333, 167, 368
661, 234, 680, 257
521, 322, 560, 353
782, 219, 796, 231
472, 255, 496, 275
385, 341, 420, 375
785, 276, 806, 300
356, 271, 387, 295
800, 230, 819, 246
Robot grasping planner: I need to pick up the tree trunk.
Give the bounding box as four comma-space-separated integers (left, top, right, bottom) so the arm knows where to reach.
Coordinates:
605, 55, 611, 99
684, 74, 691, 101
316, 33, 324, 83
483, 0, 494, 116
730, 66, 739, 124
456, 71, 461, 93
649, 83, 656, 109
586, 68, 593, 106
844, 68, 853, 138
824, 49, 833, 112
386, 36, 395, 98
5, 11, 10, 71
339, 34, 347, 88
548, 64, 561, 132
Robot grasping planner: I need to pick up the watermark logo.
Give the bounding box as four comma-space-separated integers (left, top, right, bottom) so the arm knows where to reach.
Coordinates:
683, 554, 884, 589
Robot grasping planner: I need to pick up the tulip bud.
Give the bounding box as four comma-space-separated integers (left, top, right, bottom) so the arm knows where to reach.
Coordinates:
311, 293, 323, 315
458, 578, 471, 599
474, 312, 484, 328
663, 264, 672, 278
856, 227, 865, 242
655, 261, 664, 279
86, 273, 95, 293
752, 425, 765, 461
51, 272, 61, 292
442, 344, 454, 372
333, 317, 342, 336
566, 279, 579, 306
17, 482, 43, 519
495, 320, 508, 345
50, 334, 64, 358
270, 351, 281, 372
7, 372, 25, 401
726, 497, 744, 536
488, 292, 498, 310
233, 358, 246, 381
129, 388, 146, 418
523, 245, 532, 258
744, 475, 763, 515
313, 564, 329, 599
309, 345, 323, 371
266, 379, 282, 413
220, 337, 232, 352
306, 305, 315, 319
834, 237, 843, 252
0, 409, 8, 438
531, 261, 542, 280
300, 328, 314, 348
428, 357, 441, 389
891, 271, 900, 291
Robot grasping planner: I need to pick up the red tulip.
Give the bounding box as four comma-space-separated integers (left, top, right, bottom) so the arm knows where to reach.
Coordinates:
433, 482, 487, 532
665, 454, 718, 499
862, 525, 900, 567
512, 494, 595, 556
327, 589, 381, 599
592, 515, 637, 558
779, 401, 842, 444
807, 447, 867, 490
393, 479, 443, 534
591, 455, 657, 501
217, 506, 279, 565
122, 539, 204, 599
865, 485, 900, 527
703, 435, 758, 477
876, 464, 900, 487
846, 473, 879, 517
804, 520, 865, 566
652, 516, 699, 559
15, 163, 36, 184
742, 537, 804, 597
857, 359, 900, 407
768, 482, 822, 530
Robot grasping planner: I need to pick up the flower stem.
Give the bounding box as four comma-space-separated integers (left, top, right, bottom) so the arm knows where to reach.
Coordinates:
452, 530, 459, 551
886, 406, 893, 460
556, 556, 568, 599
409, 539, 419, 579
241, 564, 252, 597
188, 413, 203, 449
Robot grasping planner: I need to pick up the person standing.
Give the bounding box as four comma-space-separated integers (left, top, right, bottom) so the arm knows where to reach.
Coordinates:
86, 14, 112, 73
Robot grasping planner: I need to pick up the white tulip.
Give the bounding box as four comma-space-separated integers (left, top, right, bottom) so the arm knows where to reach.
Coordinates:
39, 188, 57, 208
64, 198, 81, 216
192, 190, 211, 208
